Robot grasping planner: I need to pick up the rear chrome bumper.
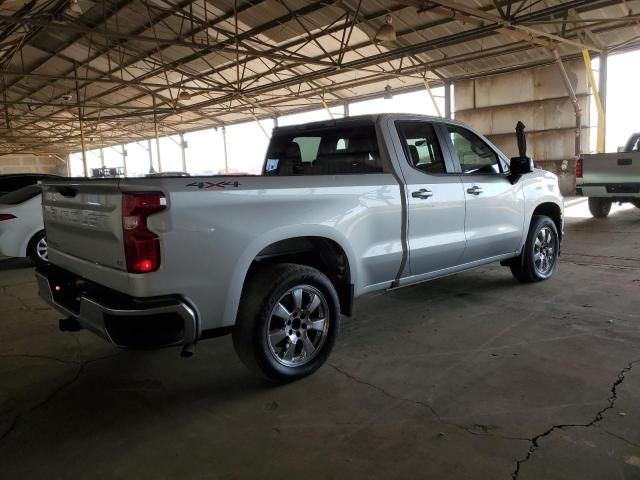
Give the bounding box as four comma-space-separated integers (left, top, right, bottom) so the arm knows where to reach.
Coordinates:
576, 184, 640, 198
36, 265, 197, 349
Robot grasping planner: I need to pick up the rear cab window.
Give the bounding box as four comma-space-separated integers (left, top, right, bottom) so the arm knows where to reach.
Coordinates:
264, 121, 383, 175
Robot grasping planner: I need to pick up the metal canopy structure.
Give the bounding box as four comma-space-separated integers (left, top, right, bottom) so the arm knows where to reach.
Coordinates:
1, 0, 640, 156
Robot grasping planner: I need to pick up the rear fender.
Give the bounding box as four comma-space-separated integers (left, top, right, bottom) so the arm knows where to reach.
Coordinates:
221, 225, 357, 326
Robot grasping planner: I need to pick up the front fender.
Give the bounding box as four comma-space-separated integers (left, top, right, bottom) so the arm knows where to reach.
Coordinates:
518, 173, 564, 251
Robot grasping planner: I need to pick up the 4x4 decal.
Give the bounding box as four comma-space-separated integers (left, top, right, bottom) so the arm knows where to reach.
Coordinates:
186, 181, 240, 189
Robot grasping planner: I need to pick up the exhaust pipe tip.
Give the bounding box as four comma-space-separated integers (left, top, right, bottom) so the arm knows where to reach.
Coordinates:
59, 317, 82, 332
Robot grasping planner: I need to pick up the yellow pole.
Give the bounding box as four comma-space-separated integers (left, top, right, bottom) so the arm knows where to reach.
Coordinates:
152, 95, 162, 172
78, 119, 88, 176
251, 112, 270, 139
582, 48, 605, 153
320, 97, 334, 119
74, 63, 88, 176
423, 78, 443, 117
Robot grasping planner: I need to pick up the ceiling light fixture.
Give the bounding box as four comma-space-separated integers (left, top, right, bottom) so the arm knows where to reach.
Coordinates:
384, 84, 393, 100
178, 91, 192, 101
375, 15, 396, 43
67, 0, 83, 16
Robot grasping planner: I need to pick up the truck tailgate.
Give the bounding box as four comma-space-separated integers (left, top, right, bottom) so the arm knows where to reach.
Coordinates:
582, 152, 640, 189
41, 181, 127, 270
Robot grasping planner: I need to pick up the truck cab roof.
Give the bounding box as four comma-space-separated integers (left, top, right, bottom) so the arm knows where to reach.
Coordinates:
273, 113, 462, 135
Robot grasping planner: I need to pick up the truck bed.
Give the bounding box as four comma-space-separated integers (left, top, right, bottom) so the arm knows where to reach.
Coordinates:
578, 152, 640, 196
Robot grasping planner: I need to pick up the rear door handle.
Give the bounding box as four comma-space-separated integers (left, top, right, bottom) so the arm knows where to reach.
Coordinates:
466, 186, 483, 195
412, 189, 433, 199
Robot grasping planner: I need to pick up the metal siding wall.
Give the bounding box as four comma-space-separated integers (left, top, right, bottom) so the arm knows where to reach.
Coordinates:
454, 59, 590, 195
0, 154, 67, 175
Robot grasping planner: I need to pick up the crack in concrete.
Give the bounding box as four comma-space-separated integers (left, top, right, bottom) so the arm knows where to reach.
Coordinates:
563, 260, 640, 271
0, 353, 79, 365
0, 353, 120, 444
328, 363, 527, 442
564, 253, 640, 263
511, 359, 640, 480
1, 285, 49, 314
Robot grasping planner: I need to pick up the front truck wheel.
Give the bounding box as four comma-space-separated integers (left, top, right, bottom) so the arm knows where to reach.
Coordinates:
510, 215, 559, 283
588, 197, 611, 218
232, 263, 340, 383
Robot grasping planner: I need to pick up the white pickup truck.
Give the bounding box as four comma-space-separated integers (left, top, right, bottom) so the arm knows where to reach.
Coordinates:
576, 132, 640, 217
37, 114, 563, 382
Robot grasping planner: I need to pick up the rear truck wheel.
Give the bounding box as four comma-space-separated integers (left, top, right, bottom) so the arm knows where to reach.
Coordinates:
631, 199, 640, 209
27, 230, 48, 267
232, 263, 340, 383
510, 215, 559, 284
588, 197, 612, 218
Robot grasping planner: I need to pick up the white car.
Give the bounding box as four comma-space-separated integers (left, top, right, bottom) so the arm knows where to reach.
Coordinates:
0, 185, 47, 265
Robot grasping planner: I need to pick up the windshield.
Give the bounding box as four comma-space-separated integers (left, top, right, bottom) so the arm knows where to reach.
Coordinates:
0, 185, 42, 205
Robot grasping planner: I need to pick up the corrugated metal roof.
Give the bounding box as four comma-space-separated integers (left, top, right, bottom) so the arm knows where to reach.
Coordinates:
0, 0, 639, 155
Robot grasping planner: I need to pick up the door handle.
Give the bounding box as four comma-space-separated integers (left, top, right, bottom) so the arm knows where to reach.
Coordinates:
466, 186, 483, 195
412, 189, 433, 199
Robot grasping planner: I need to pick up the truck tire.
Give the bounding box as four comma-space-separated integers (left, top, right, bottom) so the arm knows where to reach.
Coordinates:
27, 230, 48, 267
232, 263, 340, 383
588, 197, 611, 218
510, 215, 559, 283
632, 199, 640, 209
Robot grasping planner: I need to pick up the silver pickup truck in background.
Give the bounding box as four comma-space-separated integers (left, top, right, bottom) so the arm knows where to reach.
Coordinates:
37, 114, 564, 382
576, 132, 640, 217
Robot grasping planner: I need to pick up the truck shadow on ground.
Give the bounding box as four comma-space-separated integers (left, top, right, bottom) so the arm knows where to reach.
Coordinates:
0, 212, 622, 464
0, 265, 528, 453
0, 258, 34, 271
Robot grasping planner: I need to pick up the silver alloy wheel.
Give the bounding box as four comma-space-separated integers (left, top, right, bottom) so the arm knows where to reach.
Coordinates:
533, 226, 556, 276
266, 285, 330, 367
36, 237, 48, 262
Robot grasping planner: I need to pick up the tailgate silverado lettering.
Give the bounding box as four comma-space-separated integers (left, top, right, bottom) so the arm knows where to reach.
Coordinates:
44, 206, 111, 231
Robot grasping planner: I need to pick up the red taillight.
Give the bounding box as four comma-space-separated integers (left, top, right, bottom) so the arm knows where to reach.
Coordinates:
0, 214, 16, 221
122, 193, 166, 273
575, 158, 583, 178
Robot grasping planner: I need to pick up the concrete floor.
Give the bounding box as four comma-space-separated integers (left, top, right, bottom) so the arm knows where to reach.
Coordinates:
1, 197, 639, 479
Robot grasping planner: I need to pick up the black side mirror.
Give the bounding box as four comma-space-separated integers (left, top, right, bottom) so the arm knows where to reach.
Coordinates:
510, 156, 534, 175
509, 156, 534, 183
509, 121, 534, 183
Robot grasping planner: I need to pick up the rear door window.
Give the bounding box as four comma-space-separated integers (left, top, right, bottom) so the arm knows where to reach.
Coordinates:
396, 121, 447, 174
0, 175, 55, 195
265, 123, 383, 175
0, 185, 41, 204
0, 176, 31, 194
